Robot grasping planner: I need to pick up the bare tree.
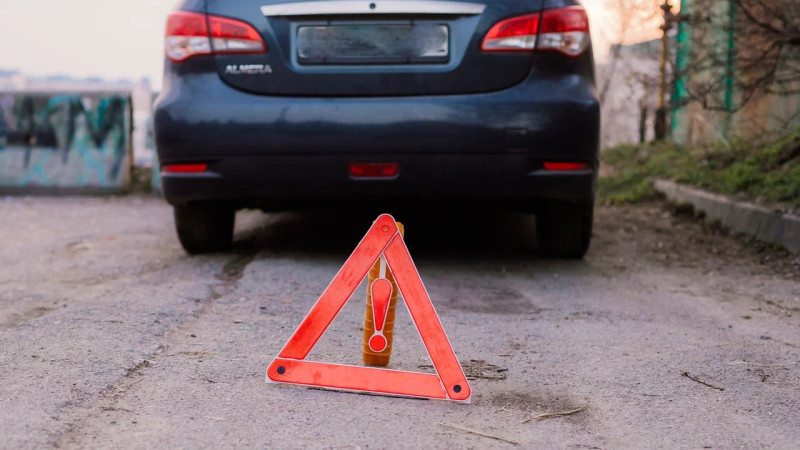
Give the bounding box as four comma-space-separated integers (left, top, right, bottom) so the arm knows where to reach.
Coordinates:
676, 0, 800, 111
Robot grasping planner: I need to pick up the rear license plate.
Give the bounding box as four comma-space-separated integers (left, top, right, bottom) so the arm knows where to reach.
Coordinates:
297, 24, 449, 65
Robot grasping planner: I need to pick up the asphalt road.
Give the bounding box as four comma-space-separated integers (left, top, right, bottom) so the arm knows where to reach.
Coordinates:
1, 196, 799, 448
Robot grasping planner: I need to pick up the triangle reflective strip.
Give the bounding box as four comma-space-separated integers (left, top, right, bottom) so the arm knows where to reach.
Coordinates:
266, 214, 471, 402
269, 359, 448, 399
383, 234, 469, 401
277, 215, 398, 360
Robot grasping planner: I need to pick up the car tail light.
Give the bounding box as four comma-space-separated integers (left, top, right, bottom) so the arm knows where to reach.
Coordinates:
348, 163, 399, 179
543, 162, 590, 171
165, 11, 266, 63
538, 6, 590, 57
208, 15, 267, 54
481, 13, 540, 52
162, 163, 208, 173
481, 6, 589, 57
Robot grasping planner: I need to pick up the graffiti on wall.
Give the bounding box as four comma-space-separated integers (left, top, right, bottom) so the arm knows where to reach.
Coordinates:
0, 92, 131, 189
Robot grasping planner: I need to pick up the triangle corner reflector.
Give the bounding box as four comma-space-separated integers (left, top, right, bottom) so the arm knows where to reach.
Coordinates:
266, 214, 471, 402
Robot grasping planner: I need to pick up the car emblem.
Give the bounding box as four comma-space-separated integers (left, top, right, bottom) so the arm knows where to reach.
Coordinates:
224, 64, 273, 75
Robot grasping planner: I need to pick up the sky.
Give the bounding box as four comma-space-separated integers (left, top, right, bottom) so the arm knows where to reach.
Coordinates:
0, 0, 662, 90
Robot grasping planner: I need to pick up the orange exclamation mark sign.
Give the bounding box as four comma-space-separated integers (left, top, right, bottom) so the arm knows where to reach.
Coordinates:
368, 278, 393, 352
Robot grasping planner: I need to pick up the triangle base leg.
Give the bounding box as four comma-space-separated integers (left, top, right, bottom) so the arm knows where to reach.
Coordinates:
267, 357, 456, 400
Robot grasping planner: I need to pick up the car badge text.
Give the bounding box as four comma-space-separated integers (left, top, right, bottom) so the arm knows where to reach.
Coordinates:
225, 64, 273, 75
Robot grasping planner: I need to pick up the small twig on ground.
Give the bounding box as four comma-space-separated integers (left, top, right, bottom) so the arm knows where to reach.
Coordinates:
682, 371, 725, 391
494, 406, 516, 416
522, 406, 587, 424
438, 422, 519, 446
100, 406, 133, 413
779, 340, 800, 349
728, 361, 796, 367
101, 406, 134, 413
765, 299, 794, 316
466, 374, 508, 381
165, 351, 216, 359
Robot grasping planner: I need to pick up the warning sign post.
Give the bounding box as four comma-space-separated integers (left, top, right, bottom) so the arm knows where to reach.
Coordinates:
266, 214, 471, 402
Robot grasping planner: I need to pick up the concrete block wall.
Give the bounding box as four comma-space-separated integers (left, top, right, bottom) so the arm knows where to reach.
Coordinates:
0, 92, 132, 192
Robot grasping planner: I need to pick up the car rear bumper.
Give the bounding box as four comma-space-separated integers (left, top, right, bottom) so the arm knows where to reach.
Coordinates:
161, 154, 595, 209
155, 69, 599, 209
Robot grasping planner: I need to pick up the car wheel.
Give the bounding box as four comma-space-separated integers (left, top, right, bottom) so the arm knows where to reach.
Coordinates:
536, 201, 593, 259
173, 205, 235, 254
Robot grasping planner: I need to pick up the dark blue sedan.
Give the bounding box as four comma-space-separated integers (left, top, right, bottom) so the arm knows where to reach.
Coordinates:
154, 0, 599, 257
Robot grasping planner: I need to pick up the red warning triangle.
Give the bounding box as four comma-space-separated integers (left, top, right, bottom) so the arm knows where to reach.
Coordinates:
266, 214, 471, 402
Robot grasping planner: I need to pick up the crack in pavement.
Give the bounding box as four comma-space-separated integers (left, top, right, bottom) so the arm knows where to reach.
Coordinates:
54, 250, 259, 447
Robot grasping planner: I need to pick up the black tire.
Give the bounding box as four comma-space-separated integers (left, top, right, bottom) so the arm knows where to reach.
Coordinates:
173, 205, 235, 254
536, 201, 593, 259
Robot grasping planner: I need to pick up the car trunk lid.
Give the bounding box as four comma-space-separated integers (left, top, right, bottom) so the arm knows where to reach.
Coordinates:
206, 0, 545, 96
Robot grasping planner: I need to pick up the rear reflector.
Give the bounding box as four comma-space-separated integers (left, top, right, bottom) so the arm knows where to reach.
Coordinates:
543, 162, 590, 171
481, 6, 589, 56
162, 163, 209, 173
165, 11, 266, 62
348, 163, 399, 178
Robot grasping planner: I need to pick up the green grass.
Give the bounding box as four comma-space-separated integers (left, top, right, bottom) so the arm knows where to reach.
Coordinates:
599, 127, 800, 206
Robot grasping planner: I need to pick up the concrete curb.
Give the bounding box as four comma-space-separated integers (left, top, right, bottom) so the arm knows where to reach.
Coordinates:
654, 179, 800, 255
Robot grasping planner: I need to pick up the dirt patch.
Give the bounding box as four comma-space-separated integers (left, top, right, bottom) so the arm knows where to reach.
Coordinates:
461, 359, 509, 381
418, 359, 508, 381
594, 202, 800, 282
481, 390, 589, 425
0, 304, 56, 330
441, 284, 534, 315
